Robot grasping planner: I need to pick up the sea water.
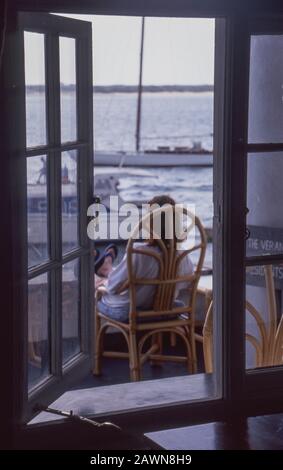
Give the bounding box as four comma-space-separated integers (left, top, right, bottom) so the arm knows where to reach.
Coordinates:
93, 91, 213, 227
94, 91, 213, 153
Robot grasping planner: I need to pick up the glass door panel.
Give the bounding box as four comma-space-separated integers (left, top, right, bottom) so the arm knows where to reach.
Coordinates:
27, 155, 49, 267
62, 258, 81, 364
20, 11, 93, 419
245, 29, 283, 372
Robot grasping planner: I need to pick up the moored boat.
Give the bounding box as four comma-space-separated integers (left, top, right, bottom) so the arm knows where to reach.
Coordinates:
94, 149, 213, 167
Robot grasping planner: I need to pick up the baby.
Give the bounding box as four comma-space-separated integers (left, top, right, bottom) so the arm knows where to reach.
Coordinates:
94, 244, 118, 288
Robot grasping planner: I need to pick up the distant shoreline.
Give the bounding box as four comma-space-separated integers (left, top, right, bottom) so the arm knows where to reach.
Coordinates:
26, 84, 214, 93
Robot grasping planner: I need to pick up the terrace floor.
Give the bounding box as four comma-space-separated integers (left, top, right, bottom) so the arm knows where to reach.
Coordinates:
72, 327, 206, 390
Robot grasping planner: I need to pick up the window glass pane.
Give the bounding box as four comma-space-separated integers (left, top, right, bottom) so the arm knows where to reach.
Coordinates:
62, 150, 79, 253
246, 263, 283, 370
246, 152, 283, 258
62, 258, 80, 364
60, 37, 77, 142
248, 35, 283, 144
28, 273, 50, 390
27, 156, 49, 267
24, 32, 47, 148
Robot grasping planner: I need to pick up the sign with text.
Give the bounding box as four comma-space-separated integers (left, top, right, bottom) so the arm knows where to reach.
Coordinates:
246, 225, 283, 289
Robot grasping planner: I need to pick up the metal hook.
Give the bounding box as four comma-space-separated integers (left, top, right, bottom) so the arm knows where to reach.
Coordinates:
245, 227, 251, 240
245, 207, 250, 240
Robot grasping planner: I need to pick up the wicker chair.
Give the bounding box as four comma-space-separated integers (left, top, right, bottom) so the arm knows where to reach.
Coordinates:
94, 204, 207, 381
201, 265, 283, 372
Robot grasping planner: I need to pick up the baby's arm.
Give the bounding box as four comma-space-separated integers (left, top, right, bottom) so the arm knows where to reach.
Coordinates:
95, 274, 108, 288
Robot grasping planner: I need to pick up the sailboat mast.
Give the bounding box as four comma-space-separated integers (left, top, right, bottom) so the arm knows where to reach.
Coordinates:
135, 16, 145, 153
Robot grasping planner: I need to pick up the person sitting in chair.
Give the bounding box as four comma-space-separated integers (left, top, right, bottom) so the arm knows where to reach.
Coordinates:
95, 195, 194, 322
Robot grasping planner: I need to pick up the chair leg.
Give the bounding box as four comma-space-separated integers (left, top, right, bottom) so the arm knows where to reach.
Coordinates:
150, 332, 163, 366
129, 332, 140, 381
190, 331, 198, 373
181, 325, 197, 374
93, 312, 102, 375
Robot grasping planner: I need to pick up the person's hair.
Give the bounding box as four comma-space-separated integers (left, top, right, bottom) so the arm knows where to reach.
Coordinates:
147, 194, 177, 247
148, 194, 176, 208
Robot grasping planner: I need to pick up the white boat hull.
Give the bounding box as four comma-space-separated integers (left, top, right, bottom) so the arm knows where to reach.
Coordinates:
94, 151, 213, 167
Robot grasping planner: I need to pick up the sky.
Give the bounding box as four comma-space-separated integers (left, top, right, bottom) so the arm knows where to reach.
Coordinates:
25, 15, 215, 86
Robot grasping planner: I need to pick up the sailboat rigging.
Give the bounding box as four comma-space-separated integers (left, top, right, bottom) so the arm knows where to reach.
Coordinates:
135, 17, 145, 153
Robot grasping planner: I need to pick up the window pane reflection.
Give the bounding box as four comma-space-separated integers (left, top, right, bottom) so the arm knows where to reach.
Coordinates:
24, 32, 47, 148
62, 150, 79, 253
246, 152, 283, 258
248, 35, 283, 144
27, 156, 49, 267
246, 263, 283, 370
28, 274, 50, 390
62, 259, 80, 364
60, 37, 77, 142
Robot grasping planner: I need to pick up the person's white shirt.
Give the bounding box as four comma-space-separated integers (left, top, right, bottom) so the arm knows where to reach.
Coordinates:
101, 242, 194, 309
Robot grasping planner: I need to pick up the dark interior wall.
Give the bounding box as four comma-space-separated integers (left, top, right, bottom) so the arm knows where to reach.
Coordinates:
13, 0, 283, 17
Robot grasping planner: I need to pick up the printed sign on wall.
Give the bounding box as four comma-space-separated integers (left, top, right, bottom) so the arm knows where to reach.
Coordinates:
246, 225, 283, 288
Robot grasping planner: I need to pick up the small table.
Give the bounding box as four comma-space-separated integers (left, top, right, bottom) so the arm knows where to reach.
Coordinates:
196, 274, 212, 325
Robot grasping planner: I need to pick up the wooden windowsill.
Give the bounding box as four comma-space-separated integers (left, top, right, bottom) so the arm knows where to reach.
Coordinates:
29, 373, 216, 425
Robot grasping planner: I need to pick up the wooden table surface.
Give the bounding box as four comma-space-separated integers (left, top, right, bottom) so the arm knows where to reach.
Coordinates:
145, 413, 283, 450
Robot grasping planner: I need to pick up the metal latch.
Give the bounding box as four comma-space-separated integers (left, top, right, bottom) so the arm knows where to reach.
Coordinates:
34, 405, 121, 430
